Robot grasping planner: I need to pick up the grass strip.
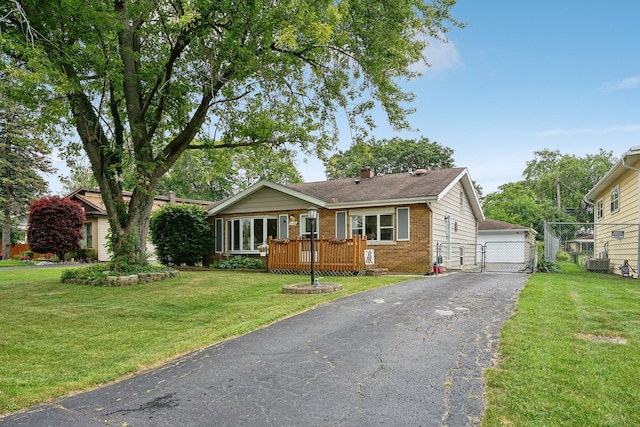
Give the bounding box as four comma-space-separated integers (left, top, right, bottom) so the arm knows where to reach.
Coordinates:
483, 262, 640, 426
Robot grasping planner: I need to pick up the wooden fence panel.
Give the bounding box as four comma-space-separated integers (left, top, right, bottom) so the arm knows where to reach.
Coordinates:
1, 243, 53, 259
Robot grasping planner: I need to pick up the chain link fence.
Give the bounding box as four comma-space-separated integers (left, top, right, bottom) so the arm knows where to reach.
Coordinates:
436, 241, 535, 273
544, 222, 640, 277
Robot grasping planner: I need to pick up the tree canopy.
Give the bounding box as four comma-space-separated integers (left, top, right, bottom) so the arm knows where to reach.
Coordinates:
483, 149, 617, 233
154, 145, 303, 201
1, 0, 461, 266
324, 136, 455, 179
523, 149, 616, 221
62, 144, 303, 201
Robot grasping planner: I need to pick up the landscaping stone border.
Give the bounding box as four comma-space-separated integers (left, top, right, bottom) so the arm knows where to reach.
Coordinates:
63, 270, 180, 286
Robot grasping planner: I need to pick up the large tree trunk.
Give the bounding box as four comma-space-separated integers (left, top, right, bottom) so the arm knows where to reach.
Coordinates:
1, 129, 11, 260
103, 188, 155, 268
2, 200, 11, 260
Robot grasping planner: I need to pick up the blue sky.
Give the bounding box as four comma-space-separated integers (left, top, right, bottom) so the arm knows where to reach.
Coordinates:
50, 0, 640, 196
299, 0, 640, 194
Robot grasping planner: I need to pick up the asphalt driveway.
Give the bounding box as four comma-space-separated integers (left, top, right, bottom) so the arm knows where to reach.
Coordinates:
1, 272, 527, 427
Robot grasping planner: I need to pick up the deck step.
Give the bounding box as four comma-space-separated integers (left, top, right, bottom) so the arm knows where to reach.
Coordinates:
366, 267, 388, 276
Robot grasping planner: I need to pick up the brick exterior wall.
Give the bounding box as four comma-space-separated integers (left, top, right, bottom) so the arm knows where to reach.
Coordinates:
207, 204, 433, 273
365, 204, 432, 274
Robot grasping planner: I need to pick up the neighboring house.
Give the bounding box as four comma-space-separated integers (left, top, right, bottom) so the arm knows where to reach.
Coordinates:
477, 218, 536, 265
566, 234, 594, 254
207, 167, 484, 274
585, 145, 640, 275
67, 188, 214, 262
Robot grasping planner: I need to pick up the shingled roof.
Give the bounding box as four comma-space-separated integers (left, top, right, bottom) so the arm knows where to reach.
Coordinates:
478, 218, 530, 231
209, 167, 484, 221
284, 168, 468, 203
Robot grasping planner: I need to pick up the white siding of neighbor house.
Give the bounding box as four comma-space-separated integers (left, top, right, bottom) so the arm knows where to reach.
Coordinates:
220, 187, 312, 214
146, 241, 158, 262
97, 217, 111, 262
592, 157, 640, 274
430, 180, 479, 267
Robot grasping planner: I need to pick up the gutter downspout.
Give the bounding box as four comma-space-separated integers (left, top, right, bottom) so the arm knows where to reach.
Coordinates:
621, 155, 640, 272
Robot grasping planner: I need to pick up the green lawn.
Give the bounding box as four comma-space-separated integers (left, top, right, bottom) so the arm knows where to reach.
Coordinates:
3, 263, 639, 425
483, 262, 640, 426
0, 267, 410, 416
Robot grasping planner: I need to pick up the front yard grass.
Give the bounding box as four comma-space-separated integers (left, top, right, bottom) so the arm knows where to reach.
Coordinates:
0, 268, 411, 416
483, 262, 640, 426
5, 263, 639, 425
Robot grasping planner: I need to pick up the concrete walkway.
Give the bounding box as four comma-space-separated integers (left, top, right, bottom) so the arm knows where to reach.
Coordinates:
1, 273, 528, 427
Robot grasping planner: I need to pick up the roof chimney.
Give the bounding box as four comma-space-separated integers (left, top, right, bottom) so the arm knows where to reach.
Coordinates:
360, 166, 374, 179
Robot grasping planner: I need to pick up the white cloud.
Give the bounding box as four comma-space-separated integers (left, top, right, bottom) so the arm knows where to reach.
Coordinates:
409, 38, 462, 74
536, 125, 640, 138
600, 75, 640, 91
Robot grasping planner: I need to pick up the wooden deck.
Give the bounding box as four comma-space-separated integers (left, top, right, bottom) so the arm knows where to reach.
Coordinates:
267, 235, 367, 275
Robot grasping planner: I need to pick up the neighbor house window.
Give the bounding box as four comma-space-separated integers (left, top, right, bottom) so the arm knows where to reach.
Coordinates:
226, 217, 277, 252
610, 186, 619, 213
81, 222, 92, 249
596, 198, 603, 220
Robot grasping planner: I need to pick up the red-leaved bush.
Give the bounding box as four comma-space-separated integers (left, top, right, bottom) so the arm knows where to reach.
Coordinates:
27, 196, 86, 259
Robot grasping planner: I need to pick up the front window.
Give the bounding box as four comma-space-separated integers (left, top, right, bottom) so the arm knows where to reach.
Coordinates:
300, 214, 319, 239
226, 217, 278, 252
351, 213, 394, 241
610, 186, 619, 213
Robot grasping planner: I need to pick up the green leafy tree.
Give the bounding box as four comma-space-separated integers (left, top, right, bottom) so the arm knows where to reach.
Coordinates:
325, 136, 455, 179
60, 162, 98, 195
156, 145, 303, 201
482, 182, 573, 237
0, 217, 23, 246
27, 196, 85, 259
62, 144, 303, 201
523, 149, 616, 221
2, 0, 461, 266
0, 65, 58, 259
149, 204, 213, 266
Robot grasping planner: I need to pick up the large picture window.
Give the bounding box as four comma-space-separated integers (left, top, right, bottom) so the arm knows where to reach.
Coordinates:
226, 217, 278, 252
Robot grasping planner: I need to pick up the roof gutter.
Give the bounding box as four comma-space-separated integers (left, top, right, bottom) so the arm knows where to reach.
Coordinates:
622, 153, 640, 173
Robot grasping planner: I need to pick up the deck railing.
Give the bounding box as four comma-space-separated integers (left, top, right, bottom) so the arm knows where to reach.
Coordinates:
267, 235, 367, 274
